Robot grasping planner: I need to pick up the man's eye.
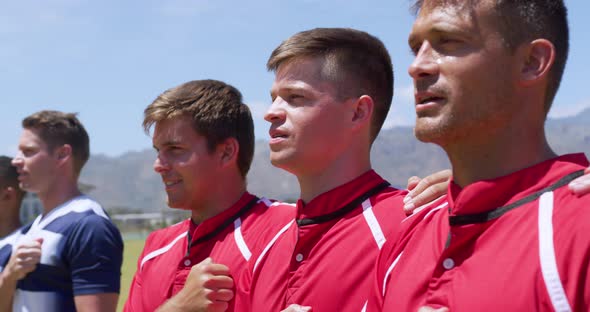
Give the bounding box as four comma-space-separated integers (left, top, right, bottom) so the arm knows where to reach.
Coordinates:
440, 37, 459, 44
408, 41, 422, 56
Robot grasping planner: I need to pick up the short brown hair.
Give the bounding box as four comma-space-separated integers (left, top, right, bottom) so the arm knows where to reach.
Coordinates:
412, 0, 569, 112
143, 80, 255, 177
267, 28, 394, 142
22, 110, 90, 175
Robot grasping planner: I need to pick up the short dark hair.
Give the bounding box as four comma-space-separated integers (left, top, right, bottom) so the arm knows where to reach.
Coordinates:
0, 156, 25, 199
0, 156, 19, 188
22, 111, 90, 175
143, 80, 255, 178
412, 0, 569, 112
267, 28, 394, 142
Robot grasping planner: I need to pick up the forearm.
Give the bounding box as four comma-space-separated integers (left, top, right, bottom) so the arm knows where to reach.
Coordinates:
0, 271, 18, 312
74, 293, 119, 312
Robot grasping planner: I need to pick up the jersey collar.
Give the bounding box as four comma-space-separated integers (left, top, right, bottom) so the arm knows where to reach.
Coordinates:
188, 192, 257, 242
447, 153, 589, 218
295, 170, 388, 221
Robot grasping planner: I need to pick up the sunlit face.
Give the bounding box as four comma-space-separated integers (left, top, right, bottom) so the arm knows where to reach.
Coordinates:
265, 57, 356, 176
408, 1, 519, 146
152, 115, 219, 210
11, 129, 60, 194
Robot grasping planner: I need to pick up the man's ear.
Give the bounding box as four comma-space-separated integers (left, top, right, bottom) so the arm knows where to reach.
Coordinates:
217, 137, 239, 167
56, 144, 72, 159
53, 144, 73, 169
520, 39, 555, 86
351, 95, 374, 130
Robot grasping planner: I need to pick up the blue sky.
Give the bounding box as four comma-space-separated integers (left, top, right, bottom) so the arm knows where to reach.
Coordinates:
1, 0, 588, 157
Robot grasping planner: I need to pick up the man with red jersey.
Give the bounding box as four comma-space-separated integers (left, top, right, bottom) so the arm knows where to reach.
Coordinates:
124, 78, 450, 312
367, 0, 590, 311
123, 80, 295, 312
232, 28, 452, 312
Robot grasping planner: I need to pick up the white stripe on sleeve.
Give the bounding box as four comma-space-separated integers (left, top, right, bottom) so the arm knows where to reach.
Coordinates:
362, 199, 386, 249
383, 251, 404, 296
140, 232, 187, 270
253, 220, 294, 273
538, 191, 572, 312
234, 218, 251, 261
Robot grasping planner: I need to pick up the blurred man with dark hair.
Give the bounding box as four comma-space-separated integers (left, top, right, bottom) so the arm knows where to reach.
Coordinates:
0, 156, 25, 238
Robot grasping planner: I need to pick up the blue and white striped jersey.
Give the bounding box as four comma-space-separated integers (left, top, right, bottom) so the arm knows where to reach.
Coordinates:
0, 195, 123, 312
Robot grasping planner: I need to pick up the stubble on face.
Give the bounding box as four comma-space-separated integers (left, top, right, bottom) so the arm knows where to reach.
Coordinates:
410, 1, 517, 147
15, 130, 58, 194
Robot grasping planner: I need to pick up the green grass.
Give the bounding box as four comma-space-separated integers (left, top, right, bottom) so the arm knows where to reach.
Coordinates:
118, 239, 146, 312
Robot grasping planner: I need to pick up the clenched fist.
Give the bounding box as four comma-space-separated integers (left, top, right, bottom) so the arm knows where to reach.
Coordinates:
157, 257, 234, 312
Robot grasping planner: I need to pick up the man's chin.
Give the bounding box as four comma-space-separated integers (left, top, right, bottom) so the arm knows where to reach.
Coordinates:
166, 201, 191, 211
19, 182, 35, 193
413, 119, 445, 143
269, 155, 298, 174
270, 153, 288, 167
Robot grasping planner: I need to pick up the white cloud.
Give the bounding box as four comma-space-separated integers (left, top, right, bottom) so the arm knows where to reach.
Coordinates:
548, 99, 590, 118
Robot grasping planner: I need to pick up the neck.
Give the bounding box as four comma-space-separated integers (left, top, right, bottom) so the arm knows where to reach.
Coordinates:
190, 173, 247, 224
0, 207, 21, 237
445, 126, 556, 187
297, 148, 371, 204
38, 180, 82, 215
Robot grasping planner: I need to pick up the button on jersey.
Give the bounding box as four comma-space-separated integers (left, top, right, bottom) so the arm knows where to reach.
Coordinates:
124, 193, 295, 312
368, 154, 590, 312
236, 170, 409, 312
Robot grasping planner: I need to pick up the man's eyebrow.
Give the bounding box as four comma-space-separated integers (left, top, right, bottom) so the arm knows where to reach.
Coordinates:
155, 139, 182, 148
271, 84, 307, 98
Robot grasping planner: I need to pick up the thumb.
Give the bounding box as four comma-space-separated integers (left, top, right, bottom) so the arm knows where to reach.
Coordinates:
35, 238, 44, 244
199, 257, 213, 266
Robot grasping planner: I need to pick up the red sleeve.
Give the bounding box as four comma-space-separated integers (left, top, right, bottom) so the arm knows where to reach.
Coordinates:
552, 193, 590, 311
365, 238, 395, 311
123, 233, 155, 312
233, 251, 254, 312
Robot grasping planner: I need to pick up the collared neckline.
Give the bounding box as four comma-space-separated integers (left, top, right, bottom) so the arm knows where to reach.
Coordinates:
296, 170, 388, 221
188, 192, 257, 243
448, 153, 589, 218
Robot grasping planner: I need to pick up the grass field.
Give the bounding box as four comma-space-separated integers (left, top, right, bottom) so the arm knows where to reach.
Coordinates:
118, 239, 146, 312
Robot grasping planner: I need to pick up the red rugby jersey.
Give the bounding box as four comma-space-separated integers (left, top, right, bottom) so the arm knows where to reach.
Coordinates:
367, 154, 590, 312
123, 192, 295, 312
235, 170, 409, 312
